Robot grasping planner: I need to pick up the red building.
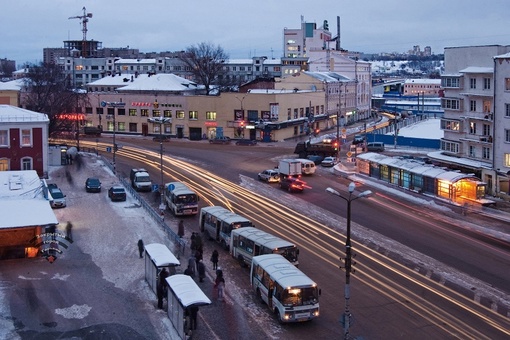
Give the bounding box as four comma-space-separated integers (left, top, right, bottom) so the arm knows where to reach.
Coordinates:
0, 105, 49, 177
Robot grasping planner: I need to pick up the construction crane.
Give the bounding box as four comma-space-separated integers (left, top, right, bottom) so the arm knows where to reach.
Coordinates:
68, 7, 93, 41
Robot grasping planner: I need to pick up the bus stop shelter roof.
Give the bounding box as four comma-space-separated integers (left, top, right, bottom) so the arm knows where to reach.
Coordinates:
166, 274, 212, 308
144, 243, 180, 267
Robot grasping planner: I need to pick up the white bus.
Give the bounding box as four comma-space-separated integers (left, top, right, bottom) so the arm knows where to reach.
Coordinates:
164, 182, 199, 216
230, 227, 299, 267
199, 206, 253, 249
250, 254, 320, 323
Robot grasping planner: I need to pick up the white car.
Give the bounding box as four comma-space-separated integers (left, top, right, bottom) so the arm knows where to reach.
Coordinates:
321, 156, 338, 167
49, 187, 67, 208
257, 169, 280, 183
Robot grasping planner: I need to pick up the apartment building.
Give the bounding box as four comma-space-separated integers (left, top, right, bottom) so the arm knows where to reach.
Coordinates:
440, 45, 510, 197
493, 52, 510, 196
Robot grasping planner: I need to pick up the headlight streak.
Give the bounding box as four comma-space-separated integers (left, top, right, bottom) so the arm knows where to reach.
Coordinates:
93, 142, 509, 337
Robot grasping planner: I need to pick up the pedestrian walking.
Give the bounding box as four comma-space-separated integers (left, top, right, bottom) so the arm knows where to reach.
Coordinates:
188, 305, 199, 330
178, 220, 184, 238
211, 249, 219, 270
187, 254, 196, 277
65, 221, 73, 241
215, 273, 225, 302
137, 239, 144, 258
197, 260, 205, 282
190, 232, 197, 251
157, 268, 169, 309
194, 249, 203, 272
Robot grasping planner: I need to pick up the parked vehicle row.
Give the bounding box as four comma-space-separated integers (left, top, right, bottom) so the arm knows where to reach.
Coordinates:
199, 205, 320, 324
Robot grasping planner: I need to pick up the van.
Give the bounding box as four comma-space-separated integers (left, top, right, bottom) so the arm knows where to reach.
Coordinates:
296, 159, 316, 175
366, 142, 385, 152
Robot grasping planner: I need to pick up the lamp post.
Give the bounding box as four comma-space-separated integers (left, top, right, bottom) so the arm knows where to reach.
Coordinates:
326, 183, 372, 339
148, 115, 171, 217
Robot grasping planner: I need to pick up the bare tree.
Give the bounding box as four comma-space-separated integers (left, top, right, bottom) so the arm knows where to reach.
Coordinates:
21, 62, 89, 137
179, 42, 229, 95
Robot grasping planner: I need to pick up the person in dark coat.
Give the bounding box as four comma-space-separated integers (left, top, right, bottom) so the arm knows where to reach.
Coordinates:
197, 260, 205, 282
65, 222, 73, 241
188, 305, 199, 330
137, 239, 144, 258
184, 264, 194, 277
178, 220, 184, 238
195, 249, 203, 272
157, 268, 169, 309
211, 249, 219, 270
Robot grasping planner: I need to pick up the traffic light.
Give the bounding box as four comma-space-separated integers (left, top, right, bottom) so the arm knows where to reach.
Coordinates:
333, 141, 338, 151
240, 121, 245, 127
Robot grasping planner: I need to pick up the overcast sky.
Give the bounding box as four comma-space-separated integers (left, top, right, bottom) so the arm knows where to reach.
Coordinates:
2, 0, 510, 67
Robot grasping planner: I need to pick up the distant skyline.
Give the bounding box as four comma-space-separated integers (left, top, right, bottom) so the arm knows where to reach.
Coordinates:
2, 0, 510, 67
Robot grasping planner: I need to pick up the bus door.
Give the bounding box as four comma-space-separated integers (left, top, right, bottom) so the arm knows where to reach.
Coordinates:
254, 244, 260, 256
268, 280, 274, 309
215, 221, 221, 241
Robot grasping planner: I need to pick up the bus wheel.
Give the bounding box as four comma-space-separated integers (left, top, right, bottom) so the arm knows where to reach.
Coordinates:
276, 309, 284, 324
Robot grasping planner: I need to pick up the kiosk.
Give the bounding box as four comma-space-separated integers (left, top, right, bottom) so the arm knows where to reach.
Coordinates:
166, 274, 211, 339
144, 243, 180, 295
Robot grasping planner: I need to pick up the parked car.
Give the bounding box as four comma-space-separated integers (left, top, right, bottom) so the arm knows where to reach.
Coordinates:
235, 139, 257, 146
306, 155, 324, 165
258, 169, 280, 183
108, 185, 127, 201
366, 142, 385, 152
279, 177, 305, 193
152, 135, 171, 142
47, 183, 58, 191
321, 156, 338, 167
209, 136, 231, 144
352, 134, 366, 145
85, 177, 102, 193
49, 187, 66, 208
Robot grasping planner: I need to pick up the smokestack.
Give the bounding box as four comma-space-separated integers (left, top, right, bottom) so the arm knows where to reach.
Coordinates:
336, 16, 341, 51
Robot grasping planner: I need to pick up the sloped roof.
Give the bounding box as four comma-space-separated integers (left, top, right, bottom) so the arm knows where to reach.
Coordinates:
0, 170, 58, 229
0, 79, 24, 91
166, 274, 212, 307
0, 105, 49, 123
88, 73, 198, 92
303, 71, 351, 82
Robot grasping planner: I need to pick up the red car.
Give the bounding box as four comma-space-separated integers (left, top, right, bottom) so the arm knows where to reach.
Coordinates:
279, 177, 305, 193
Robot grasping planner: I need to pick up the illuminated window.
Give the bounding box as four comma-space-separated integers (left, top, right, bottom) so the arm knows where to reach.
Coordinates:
141, 109, 149, 117
176, 110, 185, 119
163, 110, 172, 118
206, 111, 216, 120
0, 158, 8, 171
505, 78, 510, 91
21, 129, 31, 146
469, 121, 477, 134
505, 153, 510, 167
152, 110, 160, 117
129, 109, 137, 116
189, 111, 198, 120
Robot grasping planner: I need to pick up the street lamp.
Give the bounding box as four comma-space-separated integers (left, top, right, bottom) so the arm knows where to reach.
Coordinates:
326, 183, 372, 340
148, 115, 171, 217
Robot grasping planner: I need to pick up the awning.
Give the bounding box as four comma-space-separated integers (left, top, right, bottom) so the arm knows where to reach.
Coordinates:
144, 243, 180, 267
166, 274, 212, 308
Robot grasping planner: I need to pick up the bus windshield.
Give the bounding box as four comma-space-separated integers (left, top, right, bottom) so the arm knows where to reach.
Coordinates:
282, 287, 318, 307
278, 247, 298, 262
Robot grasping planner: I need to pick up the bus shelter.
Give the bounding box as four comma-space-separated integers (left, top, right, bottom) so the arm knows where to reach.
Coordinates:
166, 274, 211, 339
144, 243, 180, 295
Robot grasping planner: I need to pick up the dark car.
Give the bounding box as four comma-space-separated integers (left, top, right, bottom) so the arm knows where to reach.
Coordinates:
279, 177, 305, 193
209, 136, 231, 144
235, 139, 257, 146
85, 177, 102, 193
306, 155, 324, 165
108, 185, 127, 201
153, 135, 170, 142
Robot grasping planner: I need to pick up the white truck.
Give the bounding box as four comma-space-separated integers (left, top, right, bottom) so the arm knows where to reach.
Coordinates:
130, 168, 152, 192
278, 159, 302, 179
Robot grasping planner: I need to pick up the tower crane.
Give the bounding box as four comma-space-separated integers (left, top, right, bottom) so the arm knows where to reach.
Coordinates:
68, 7, 93, 41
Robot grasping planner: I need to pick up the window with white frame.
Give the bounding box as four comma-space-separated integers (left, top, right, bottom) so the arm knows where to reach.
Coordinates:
21, 129, 31, 146
483, 124, 490, 136
469, 145, 475, 157
440, 119, 460, 131
505, 78, 510, 91
470, 78, 476, 89
21, 157, 32, 170
505, 129, 510, 143
441, 140, 459, 153
483, 78, 491, 90
442, 98, 460, 110
442, 77, 460, 88
470, 100, 476, 112
0, 130, 8, 146
482, 147, 490, 160
506, 104, 510, 117
505, 153, 510, 167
